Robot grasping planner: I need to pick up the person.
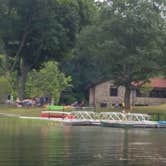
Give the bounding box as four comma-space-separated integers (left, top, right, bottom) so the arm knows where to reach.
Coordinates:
71, 101, 78, 107
7, 94, 11, 104
79, 101, 84, 107
22, 99, 32, 107
16, 98, 22, 107
10, 95, 13, 104
114, 102, 120, 109
39, 97, 44, 106
122, 102, 125, 108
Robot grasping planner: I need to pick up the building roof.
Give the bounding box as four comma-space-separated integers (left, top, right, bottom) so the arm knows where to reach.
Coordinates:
90, 77, 166, 89
132, 78, 166, 88
149, 78, 166, 88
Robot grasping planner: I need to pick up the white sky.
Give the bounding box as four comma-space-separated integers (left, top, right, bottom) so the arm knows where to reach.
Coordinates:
95, 0, 104, 2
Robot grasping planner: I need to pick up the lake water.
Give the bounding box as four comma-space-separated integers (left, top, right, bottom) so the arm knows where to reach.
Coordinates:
0, 117, 165, 166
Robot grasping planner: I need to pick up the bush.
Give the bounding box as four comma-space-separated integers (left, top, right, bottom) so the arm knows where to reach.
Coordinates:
0, 77, 11, 103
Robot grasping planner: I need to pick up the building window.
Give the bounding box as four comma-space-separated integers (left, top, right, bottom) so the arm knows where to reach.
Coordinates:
110, 87, 118, 96
136, 89, 142, 97
136, 88, 166, 98
149, 88, 166, 98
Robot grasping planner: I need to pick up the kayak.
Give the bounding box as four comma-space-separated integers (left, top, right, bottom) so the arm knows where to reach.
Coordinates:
47, 105, 71, 110
157, 121, 166, 128
40, 111, 75, 119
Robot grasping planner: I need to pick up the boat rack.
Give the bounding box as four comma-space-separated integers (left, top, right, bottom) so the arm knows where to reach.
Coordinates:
69, 111, 150, 121
40, 111, 165, 128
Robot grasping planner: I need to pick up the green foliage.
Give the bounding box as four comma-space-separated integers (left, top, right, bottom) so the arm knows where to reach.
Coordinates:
73, 0, 166, 108
0, 0, 81, 65
0, 77, 11, 102
96, 0, 165, 83
0, 0, 83, 98
25, 61, 71, 103
6, 72, 18, 99
0, 54, 6, 75
76, 0, 98, 28
0, 0, 96, 70
139, 82, 153, 97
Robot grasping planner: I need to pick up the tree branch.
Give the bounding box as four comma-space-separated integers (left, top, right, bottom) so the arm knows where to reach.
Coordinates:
11, 29, 30, 71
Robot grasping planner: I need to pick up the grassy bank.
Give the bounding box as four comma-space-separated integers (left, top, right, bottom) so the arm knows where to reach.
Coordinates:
0, 104, 43, 117
133, 104, 166, 113
96, 104, 166, 113
129, 105, 166, 120
0, 103, 166, 117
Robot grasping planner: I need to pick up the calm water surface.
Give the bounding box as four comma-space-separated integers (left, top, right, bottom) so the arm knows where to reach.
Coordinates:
0, 117, 165, 166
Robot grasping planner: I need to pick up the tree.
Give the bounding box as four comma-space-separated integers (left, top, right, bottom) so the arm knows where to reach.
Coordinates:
60, 1, 101, 103
76, 0, 98, 29
0, 54, 6, 75
0, 0, 81, 99
75, 0, 165, 109
25, 61, 71, 104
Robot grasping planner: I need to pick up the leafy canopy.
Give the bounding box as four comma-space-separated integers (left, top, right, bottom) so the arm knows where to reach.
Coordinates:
77, 0, 165, 85
0, 0, 81, 71
74, 0, 166, 108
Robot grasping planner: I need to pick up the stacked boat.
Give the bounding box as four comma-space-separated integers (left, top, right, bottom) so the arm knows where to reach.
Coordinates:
40, 108, 166, 128
62, 111, 100, 126
40, 110, 100, 126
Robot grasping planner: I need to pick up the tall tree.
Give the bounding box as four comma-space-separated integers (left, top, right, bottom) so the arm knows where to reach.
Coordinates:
60, 0, 99, 102
75, 0, 166, 109
0, 0, 80, 99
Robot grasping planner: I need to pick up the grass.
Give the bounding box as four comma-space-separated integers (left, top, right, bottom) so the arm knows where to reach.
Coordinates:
133, 104, 166, 113
0, 103, 166, 117
0, 104, 62, 125
0, 104, 43, 117
96, 104, 166, 113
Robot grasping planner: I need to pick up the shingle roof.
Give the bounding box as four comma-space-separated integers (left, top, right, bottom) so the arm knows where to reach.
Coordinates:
132, 78, 166, 88
149, 78, 166, 88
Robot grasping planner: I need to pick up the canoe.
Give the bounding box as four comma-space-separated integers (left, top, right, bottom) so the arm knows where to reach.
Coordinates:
101, 121, 134, 128
89, 120, 101, 126
101, 120, 158, 128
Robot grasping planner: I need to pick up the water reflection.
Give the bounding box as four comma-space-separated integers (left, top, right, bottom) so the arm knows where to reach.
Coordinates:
0, 118, 165, 166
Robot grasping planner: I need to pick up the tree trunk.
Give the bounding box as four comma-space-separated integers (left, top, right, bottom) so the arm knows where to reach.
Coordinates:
18, 59, 30, 99
11, 28, 30, 71
124, 86, 131, 110
51, 97, 55, 105
5, 54, 9, 73
18, 72, 27, 100
15, 71, 20, 98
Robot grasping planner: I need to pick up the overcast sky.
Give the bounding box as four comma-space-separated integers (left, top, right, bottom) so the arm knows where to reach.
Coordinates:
95, 0, 104, 2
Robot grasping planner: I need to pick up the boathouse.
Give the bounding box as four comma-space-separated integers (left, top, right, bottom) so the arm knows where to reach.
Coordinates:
89, 78, 166, 108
